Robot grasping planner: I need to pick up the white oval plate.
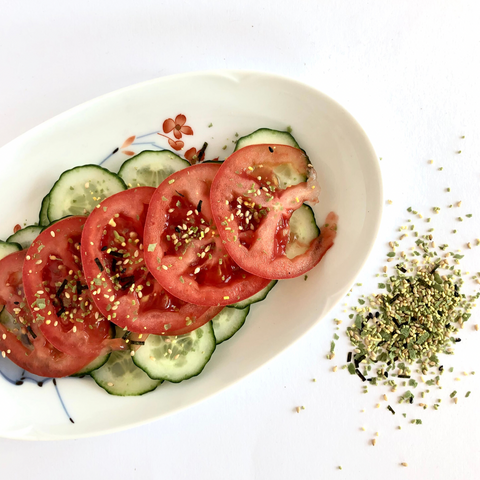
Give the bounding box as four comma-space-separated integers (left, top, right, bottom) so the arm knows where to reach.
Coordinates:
0, 70, 382, 440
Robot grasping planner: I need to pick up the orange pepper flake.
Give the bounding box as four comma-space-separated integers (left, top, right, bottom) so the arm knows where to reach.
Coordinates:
13, 224, 21, 233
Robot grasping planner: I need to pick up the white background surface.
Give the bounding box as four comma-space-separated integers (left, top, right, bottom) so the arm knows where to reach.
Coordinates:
1, 1, 480, 479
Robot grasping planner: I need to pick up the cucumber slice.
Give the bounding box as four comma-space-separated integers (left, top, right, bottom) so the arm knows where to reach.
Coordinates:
91, 350, 162, 396
39, 194, 50, 227
133, 322, 216, 383
47, 165, 126, 221
7, 225, 42, 249
229, 280, 278, 309
235, 128, 307, 188
212, 306, 250, 344
0, 241, 21, 261
234, 128, 300, 151
286, 204, 320, 259
118, 150, 190, 188
71, 353, 110, 377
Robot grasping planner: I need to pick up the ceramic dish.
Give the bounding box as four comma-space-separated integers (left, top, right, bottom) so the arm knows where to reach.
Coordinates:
0, 70, 382, 440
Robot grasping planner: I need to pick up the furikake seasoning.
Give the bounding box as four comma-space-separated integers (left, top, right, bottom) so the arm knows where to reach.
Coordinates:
338, 222, 478, 414
346, 262, 476, 380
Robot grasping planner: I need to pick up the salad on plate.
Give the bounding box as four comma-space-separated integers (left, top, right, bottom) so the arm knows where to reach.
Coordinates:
0, 127, 338, 396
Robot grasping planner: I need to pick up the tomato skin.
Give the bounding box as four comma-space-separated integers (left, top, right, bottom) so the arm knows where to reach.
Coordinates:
210, 144, 338, 279
0, 250, 97, 377
81, 187, 222, 335
22, 216, 115, 358
144, 163, 271, 307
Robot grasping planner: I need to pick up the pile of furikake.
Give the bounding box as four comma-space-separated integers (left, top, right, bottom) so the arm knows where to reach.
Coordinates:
334, 220, 479, 410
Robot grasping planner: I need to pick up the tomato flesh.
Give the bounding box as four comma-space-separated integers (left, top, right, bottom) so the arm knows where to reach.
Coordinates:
82, 187, 222, 335
22, 216, 118, 358
210, 144, 338, 279
0, 250, 97, 377
144, 163, 271, 306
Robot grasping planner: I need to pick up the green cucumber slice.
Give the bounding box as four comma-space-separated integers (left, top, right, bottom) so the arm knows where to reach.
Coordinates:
133, 322, 216, 383
234, 128, 300, 151
7, 225, 42, 249
71, 353, 110, 377
39, 194, 50, 227
47, 165, 126, 221
229, 280, 278, 309
286, 204, 320, 259
0, 241, 21, 261
235, 128, 307, 188
212, 306, 250, 344
91, 350, 162, 396
118, 150, 190, 188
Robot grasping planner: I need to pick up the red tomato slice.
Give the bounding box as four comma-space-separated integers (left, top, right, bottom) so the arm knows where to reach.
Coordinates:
0, 250, 97, 377
81, 187, 222, 335
210, 144, 338, 279
144, 163, 271, 306
23, 216, 120, 357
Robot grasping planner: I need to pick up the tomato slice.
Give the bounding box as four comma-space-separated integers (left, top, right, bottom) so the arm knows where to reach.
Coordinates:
0, 250, 97, 377
144, 163, 271, 306
81, 187, 222, 335
22, 216, 119, 357
210, 144, 338, 279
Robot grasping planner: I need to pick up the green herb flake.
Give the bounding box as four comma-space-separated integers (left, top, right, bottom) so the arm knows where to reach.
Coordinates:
466, 391, 471, 398
347, 363, 356, 375
450, 390, 457, 398
387, 252, 395, 258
